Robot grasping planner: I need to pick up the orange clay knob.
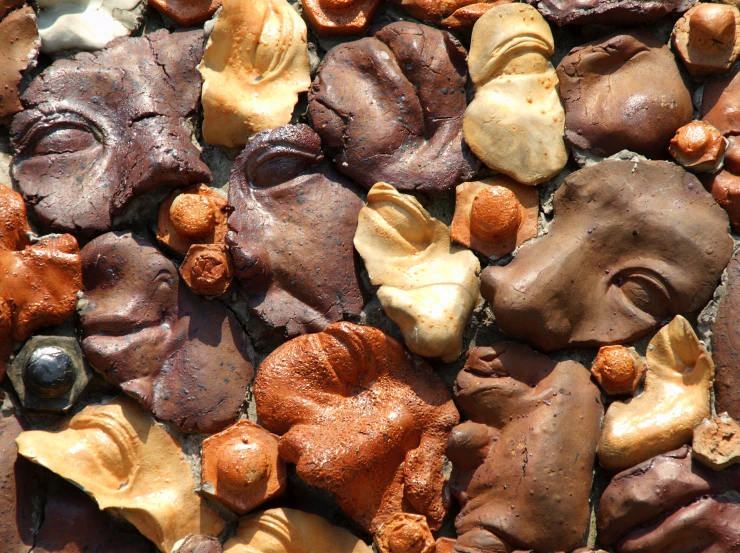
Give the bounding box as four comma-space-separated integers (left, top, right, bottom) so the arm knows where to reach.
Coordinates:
669, 121, 726, 173
470, 186, 522, 243
169, 194, 216, 239
180, 244, 234, 297
374, 514, 435, 553
591, 345, 646, 396
217, 439, 270, 489
690, 4, 736, 49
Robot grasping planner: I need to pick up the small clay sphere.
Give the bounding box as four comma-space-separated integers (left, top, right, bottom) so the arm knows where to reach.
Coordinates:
217, 440, 270, 489
690, 4, 737, 50
469, 187, 522, 243
23, 346, 75, 399
591, 345, 646, 396
180, 244, 234, 297
374, 514, 435, 553
669, 121, 727, 172
169, 194, 216, 239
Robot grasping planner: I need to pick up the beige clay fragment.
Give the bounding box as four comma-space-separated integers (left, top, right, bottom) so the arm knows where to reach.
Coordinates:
198, 0, 311, 148
354, 183, 481, 362
692, 412, 740, 470
15, 397, 224, 553
598, 316, 713, 471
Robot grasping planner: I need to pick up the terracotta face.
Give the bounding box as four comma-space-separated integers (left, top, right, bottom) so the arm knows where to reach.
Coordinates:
480, 160, 733, 351
464, 3, 568, 185
597, 446, 740, 552
301, 0, 381, 36
557, 31, 693, 159
672, 3, 740, 77
227, 124, 365, 338
0, 1, 38, 124
15, 397, 224, 553
78, 232, 254, 434
447, 343, 603, 552
711, 252, 740, 422
525, 0, 695, 25
308, 22, 478, 193
254, 322, 460, 533
10, 29, 211, 237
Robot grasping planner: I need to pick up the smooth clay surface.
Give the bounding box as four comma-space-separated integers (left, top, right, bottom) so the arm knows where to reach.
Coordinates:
0, 2, 38, 123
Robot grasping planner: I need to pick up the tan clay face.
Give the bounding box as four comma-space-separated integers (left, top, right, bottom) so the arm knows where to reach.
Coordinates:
15, 397, 224, 553
199, 0, 311, 148
481, 160, 733, 351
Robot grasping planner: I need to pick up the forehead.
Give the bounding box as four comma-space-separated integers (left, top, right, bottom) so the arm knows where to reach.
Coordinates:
82, 236, 175, 289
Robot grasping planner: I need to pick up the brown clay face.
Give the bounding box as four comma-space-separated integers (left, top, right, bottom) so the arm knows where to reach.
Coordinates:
480, 160, 733, 351
254, 322, 460, 533
301, 0, 381, 36
227, 124, 365, 338
447, 343, 603, 552
148, 0, 220, 26
597, 446, 740, 552
557, 31, 693, 159
10, 29, 211, 237
525, 0, 695, 25
78, 231, 253, 434
308, 22, 477, 193
0, 2, 38, 124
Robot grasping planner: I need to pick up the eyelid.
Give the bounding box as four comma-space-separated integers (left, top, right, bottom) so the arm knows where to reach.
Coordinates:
612, 269, 674, 313
15, 112, 102, 156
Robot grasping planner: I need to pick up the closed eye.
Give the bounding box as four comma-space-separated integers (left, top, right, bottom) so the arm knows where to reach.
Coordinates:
612, 269, 673, 320
19, 114, 102, 157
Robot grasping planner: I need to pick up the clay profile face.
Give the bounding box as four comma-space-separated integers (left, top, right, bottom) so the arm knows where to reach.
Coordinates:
597, 446, 740, 552
0, 185, 82, 379
447, 343, 603, 552
198, 0, 311, 148
11, 30, 210, 238
525, 0, 695, 25
308, 21, 478, 194
16, 397, 224, 553
480, 160, 733, 352
36, 0, 144, 53
354, 183, 481, 362
0, 1, 39, 124
78, 232, 254, 434
254, 322, 460, 533
673, 3, 740, 77
557, 31, 693, 159
598, 316, 713, 472
227, 124, 365, 339
464, 3, 568, 185
301, 0, 381, 36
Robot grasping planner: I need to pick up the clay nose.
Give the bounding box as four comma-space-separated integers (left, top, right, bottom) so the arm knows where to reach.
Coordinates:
480, 265, 503, 305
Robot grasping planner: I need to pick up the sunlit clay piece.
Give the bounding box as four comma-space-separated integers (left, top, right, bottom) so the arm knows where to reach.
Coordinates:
525, 0, 695, 25
464, 4, 568, 185
354, 183, 481, 362
254, 322, 459, 533
227, 124, 364, 338
669, 121, 727, 172
172, 535, 223, 553
451, 176, 538, 257
198, 0, 310, 148
557, 31, 693, 159
11, 30, 210, 237
597, 446, 740, 551
673, 3, 740, 76
157, 185, 229, 257
590, 345, 646, 396
480, 160, 733, 352
301, 0, 381, 36
447, 343, 603, 552
0, 185, 81, 379
711, 252, 740, 420
180, 244, 234, 297
692, 412, 740, 470
149, 0, 221, 26
223, 508, 372, 553
36, 0, 144, 53
434, 538, 455, 553
374, 514, 435, 553
308, 22, 477, 193
598, 316, 713, 472
0, 3, 39, 124
389, 0, 513, 28
15, 397, 224, 553
201, 420, 286, 515
78, 232, 253, 434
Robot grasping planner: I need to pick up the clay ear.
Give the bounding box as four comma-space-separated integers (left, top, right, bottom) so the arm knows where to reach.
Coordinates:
646, 315, 713, 384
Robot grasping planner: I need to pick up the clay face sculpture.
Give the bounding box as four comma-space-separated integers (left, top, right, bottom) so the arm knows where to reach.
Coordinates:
227, 124, 365, 338
78, 232, 253, 434
354, 183, 481, 362
451, 176, 538, 258
525, 0, 696, 25
557, 31, 694, 159
301, 0, 381, 36
0, 185, 82, 379
254, 322, 460, 533
480, 160, 733, 352
590, 345, 646, 396
11, 29, 210, 237
16, 397, 224, 553
308, 22, 477, 193
0, 1, 39, 124
374, 513, 435, 553
693, 413, 740, 470
464, 3, 568, 186
198, 0, 311, 148
36, 0, 144, 53
223, 508, 372, 553
390, 0, 513, 28
447, 343, 603, 553
597, 446, 740, 552
673, 3, 740, 76
148, 0, 220, 26
598, 316, 713, 472
669, 121, 727, 173
201, 420, 286, 514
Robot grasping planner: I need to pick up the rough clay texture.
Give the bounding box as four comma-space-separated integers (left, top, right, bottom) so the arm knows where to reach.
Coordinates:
308, 21, 477, 193
526, 0, 696, 25
78, 232, 253, 434
254, 322, 460, 533
447, 343, 603, 552
481, 160, 733, 352
0, 3, 38, 124
557, 30, 694, 159
590, 345, 646, 396
692, 413, 740, 471
227, 124, 365, 339
10, 29, 210, 238
373, 513, 435, 553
